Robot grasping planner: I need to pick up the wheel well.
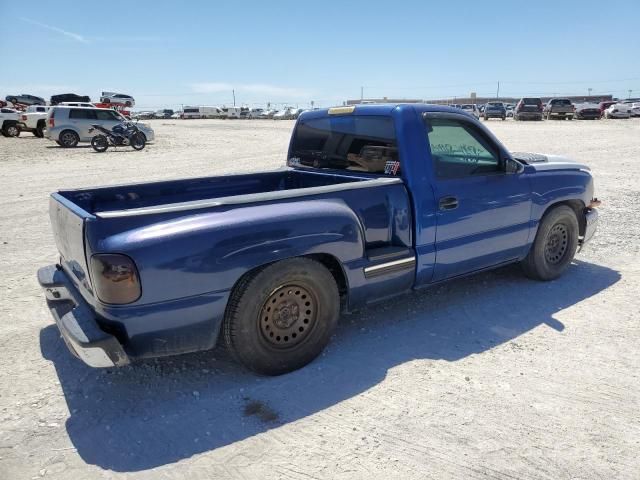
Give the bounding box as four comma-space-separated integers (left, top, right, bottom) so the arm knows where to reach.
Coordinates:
543, 200, 586, 236
228, 254, 350, 313
37, 119, 46, 128
304, 253, 349, 308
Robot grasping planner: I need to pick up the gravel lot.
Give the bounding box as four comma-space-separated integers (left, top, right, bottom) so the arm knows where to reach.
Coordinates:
1, 118, 639, 480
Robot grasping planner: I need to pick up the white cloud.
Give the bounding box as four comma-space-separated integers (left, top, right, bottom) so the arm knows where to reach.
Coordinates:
20, 17, 88, 44
189, 82, 311, 99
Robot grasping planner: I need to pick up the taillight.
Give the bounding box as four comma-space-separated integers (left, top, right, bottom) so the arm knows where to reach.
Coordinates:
48, 118, 55, 128
90, 254, 141, 304
22, 115, 27, 121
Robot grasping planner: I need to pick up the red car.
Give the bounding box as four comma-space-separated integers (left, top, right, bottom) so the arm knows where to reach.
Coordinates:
598, 101, 617, 117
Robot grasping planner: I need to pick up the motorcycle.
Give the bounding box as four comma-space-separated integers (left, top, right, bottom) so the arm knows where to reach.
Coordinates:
89, 120, 146, 152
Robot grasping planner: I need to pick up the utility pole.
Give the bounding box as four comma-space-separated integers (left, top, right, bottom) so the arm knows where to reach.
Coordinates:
496, 81, 500, 99
588, 88, 592, 98
629, 89, 633, 99
232, 89, 236, 106
360, 86, 364, 101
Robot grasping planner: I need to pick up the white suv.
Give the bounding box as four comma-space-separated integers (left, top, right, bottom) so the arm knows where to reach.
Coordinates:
45, 106, 155, 147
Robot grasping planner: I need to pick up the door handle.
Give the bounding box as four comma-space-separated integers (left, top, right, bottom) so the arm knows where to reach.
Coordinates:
439, 196, 459, 210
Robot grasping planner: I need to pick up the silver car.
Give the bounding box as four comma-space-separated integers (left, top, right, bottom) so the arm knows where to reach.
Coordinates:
45, 106, 154, 148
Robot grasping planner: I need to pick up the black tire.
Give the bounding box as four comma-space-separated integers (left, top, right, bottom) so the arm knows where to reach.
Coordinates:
91, 135, 109, 152
131, 132, 146, 151
502, 116, 506, 120
3, 123, 20, 137
223, 257, 340, 375
58, 130, 79, 148
102, 98, 110, 104
34, 126, 44, 138
7, 97, 18, 105
521, 205, 579, 281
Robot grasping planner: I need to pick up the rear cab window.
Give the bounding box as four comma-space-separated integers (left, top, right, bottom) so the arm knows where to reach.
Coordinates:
289, 115, 400, 176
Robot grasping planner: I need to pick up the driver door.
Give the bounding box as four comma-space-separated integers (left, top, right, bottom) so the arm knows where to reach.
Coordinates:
424, 114, 532, 281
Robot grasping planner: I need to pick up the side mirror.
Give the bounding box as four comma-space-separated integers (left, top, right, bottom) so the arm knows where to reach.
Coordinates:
505, 157, 523, 174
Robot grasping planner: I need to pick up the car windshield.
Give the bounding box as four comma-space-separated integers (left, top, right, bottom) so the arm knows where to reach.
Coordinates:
487, 103, 503, 108
523, 98, 541, 105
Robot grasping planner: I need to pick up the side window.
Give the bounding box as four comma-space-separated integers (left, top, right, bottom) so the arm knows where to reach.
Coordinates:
69, 109, 97, 120
96, 110, 120, 121
425, 117, 501, 179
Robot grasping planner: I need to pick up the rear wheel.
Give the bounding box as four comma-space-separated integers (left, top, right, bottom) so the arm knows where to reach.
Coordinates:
59, 130, 79, 148
91, 134, 109, 152
3, 123, 20, 137
223, 257, 340, 375
521, 205, 579, 281
34, 123, 45, 137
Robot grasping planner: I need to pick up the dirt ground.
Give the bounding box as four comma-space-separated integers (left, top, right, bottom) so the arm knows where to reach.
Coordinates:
0, 118, 639, 480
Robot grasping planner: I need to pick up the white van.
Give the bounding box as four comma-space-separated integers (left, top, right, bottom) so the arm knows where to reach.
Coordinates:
182, 106, 222, 119
220, 106, 242, 119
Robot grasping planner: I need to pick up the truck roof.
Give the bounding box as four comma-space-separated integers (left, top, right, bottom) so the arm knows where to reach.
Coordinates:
300, 103, 476, 120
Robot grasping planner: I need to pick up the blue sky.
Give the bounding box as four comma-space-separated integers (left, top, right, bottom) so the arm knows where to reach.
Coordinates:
1, 0, 638, 109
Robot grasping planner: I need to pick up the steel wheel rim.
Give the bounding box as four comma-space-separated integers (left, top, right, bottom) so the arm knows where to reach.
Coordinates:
7, 126, 18, 136
259, 284, 318, 349
544, 223, 569, 264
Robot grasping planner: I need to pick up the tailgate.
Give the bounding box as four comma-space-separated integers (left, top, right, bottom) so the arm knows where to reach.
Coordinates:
49, 193, 94, 297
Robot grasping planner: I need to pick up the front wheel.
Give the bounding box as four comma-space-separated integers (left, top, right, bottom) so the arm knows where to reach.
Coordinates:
521, 205, 579, 281
223, 258, 340, 375
130, 132, 146, 150
91, 134, 109, 152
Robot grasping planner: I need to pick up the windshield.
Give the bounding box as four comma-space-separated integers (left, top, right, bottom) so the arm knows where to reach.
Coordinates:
289, 115, 400, 175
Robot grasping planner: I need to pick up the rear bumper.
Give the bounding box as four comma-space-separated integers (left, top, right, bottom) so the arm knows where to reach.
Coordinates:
37, 265, 129, 368
517, 111, 543, 119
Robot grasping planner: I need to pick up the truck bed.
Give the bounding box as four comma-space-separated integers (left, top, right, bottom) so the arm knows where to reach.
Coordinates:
57, 168, 399, 218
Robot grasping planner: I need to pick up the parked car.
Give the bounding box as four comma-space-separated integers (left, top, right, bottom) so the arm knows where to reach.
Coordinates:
628, 103, 640, 117
154, 109, 174, 119
603, 104, 631, 119
133, 111, 156, 120
597, 101, 617, 117
247, 108, 264, 119
259, 109, 277, 119
18, 105, 52, 137
0, 108, 22, 136
459, 104, 480, 119
574, 104, 601, 120
45, 106, 154, 147
170, 111, 183, 119
99, 92, 135, 107
505, 105, 514, 117
514, 97, 544, 121
37, 104, 599, 374
59, 102, 94, 108
5, 94, 45, 106
544, 98, 575, 120
51, 94, 91, 105
483, 102, 506, 120
273, 108, 296, 120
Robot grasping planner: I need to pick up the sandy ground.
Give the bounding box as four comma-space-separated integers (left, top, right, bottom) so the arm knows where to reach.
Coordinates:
0, 118, 639, 480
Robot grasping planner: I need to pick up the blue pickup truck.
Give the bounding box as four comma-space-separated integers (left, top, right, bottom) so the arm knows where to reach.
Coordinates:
38, 104, 599, 375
